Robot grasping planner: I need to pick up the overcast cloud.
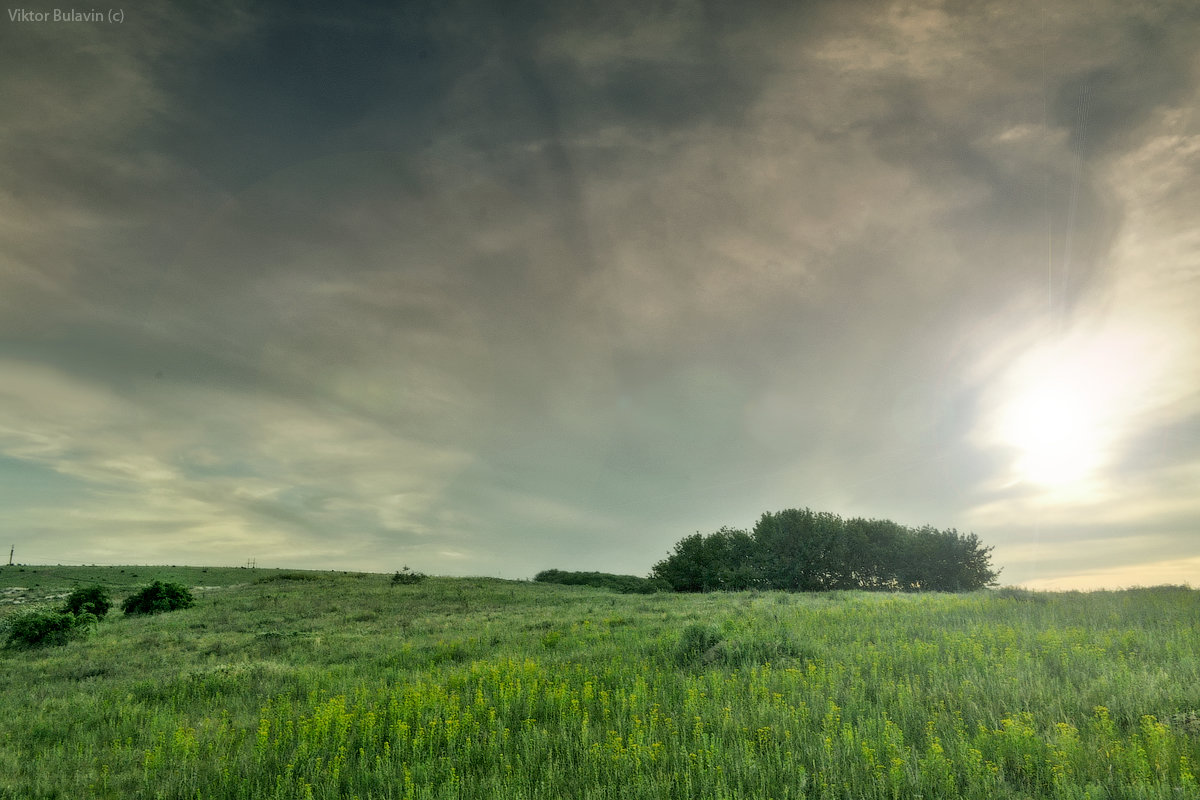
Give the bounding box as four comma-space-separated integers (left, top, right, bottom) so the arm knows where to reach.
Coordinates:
2, 0, 1198, 587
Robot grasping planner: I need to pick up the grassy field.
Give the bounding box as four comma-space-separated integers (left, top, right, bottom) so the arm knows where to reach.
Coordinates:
1, 566, 1197, 799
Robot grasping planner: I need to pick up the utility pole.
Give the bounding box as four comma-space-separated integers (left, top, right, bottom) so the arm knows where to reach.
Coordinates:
7, 545, 12, 566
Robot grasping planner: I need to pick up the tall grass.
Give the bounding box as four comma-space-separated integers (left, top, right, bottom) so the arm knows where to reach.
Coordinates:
2, 572, 1198, 798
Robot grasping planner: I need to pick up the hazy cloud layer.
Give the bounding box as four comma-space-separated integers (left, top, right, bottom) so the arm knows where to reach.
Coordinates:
2, 0, 1198, 586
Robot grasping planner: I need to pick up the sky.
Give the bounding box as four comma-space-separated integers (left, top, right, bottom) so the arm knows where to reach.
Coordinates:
1, 0, 1198, 589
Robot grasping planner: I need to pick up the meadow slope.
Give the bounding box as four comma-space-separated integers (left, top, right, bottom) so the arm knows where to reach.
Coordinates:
1, 566, 1198, 799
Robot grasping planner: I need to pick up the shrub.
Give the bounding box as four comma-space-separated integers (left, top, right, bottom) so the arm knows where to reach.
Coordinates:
62, 585, 113, 618
121, 581, 195, 615
534, 569, 667, 594
4, 609, 87, 648
674, 623, 725, 667
724, 631, 819, 666
671, 622, 816, 669
391, 567, 427, 586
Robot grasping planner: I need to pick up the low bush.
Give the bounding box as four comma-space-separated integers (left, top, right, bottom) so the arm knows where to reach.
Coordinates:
534, 569, 667, 594
391, 567, 427, 586
670, 620, 818, 669
62, 585, 113, 618
674, 623, 724, 667
121, 581, 195, 615
3, 609, 89, 649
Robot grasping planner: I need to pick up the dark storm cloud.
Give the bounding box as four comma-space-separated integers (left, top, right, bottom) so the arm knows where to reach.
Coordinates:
2, 0, 1198, 583
158, 4, 449, 188
1051, 4, 1200, 158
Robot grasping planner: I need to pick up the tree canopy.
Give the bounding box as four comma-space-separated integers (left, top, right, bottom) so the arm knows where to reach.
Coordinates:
652, 508, 998, 593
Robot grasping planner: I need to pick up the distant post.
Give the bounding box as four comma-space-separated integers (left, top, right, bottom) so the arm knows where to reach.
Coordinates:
7, 545, 12, 566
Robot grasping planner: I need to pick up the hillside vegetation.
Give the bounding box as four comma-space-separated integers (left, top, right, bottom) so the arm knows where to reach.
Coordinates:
0, 566, 1197, 799
533, 569, 666, 594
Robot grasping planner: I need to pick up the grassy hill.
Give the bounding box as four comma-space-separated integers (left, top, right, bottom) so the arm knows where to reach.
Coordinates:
1, 566, 1198, 798
0, 563, 359, 606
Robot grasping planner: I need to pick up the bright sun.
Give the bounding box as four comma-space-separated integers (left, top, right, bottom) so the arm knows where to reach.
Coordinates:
1000, 378, 1103, 486
991, 323, 1163, 490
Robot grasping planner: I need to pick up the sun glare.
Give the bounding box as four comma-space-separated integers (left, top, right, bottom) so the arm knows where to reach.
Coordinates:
990, 323, 1165, 490
1001, 378, 1102, 486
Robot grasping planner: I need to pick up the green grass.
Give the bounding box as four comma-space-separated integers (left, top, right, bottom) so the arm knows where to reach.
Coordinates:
1, 567, 1198, 799
0, 564, 355, 606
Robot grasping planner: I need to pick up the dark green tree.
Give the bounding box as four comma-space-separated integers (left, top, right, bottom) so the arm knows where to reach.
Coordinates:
751, 509, 844, 591
651, 527, 761, 592
651, 533, 711, 592
854, 520, 907, 587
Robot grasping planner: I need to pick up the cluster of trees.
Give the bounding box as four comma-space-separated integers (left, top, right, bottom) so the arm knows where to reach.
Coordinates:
652, 508, 999, 593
